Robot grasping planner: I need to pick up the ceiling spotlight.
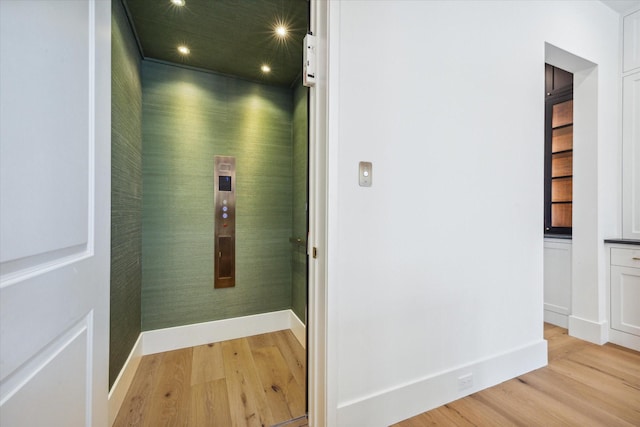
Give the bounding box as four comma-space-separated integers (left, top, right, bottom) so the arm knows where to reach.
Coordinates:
171, 0, 185, 6
275, 25, 288, 38
261, 64, 271, 73
177, 45, 190, 55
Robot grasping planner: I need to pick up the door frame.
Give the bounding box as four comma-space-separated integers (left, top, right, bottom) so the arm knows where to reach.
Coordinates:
307, 1, 331, 425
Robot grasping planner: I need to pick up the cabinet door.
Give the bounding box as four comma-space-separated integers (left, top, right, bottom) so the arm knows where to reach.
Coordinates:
623, 10, 640, 73
544, 241, 572, 316
611, 266, 640, 337
623, 72, 640, 240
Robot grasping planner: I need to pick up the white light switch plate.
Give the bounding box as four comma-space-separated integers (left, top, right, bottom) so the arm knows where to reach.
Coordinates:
359, 161, 372, 187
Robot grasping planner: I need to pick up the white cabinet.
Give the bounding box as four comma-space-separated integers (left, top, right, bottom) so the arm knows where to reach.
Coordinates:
611, 267, 640, 336
622, 72, 640, 240
608, 9, 640, 351
608, 246, 640, 351
544, 239, 572, 328
623, 10, 640, 73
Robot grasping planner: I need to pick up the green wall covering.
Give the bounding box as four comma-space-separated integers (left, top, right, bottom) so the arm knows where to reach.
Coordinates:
291, 82, 308, 323
110, 0, 142, 388
141, 61, 294, 331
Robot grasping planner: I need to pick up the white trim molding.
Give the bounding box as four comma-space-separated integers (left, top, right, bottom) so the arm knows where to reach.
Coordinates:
568, 315, 609, 344
290, 310, 306, 349
608, 328, 640, 351
142, 310, 296, 355
107, 334, 142, 427
336, 340, 548, 427
544, 310, 569, 328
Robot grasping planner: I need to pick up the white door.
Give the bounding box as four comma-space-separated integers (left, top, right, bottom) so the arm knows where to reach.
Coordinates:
0, 1, 111, 426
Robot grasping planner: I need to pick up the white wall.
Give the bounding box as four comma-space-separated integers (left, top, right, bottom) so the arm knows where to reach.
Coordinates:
325, 1, 620, 425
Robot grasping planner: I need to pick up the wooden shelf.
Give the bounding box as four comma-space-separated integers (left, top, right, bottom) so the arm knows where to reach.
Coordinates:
545, 64, 573, 234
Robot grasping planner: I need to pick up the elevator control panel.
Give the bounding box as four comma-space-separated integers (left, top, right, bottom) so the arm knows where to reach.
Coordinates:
214, 156, 236, 288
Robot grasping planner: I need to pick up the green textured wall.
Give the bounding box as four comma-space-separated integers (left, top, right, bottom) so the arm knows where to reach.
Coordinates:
141, 61, 293, 331
110, 0, 142, 388
291, 82, 308, 323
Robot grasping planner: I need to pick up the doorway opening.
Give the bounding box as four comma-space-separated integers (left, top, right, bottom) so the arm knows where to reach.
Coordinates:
543, 42, 601, 343
110, 0, 311, 425
543, 64, 574, 331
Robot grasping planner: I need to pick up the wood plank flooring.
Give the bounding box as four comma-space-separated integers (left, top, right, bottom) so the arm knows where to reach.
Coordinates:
113, 329, 306, 427
116, 324, 639, 426
394, 323, 640, 426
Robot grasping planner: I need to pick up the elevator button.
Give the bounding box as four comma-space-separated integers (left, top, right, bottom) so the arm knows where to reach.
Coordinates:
222, 206, 228, 212
222, 213, 228, 219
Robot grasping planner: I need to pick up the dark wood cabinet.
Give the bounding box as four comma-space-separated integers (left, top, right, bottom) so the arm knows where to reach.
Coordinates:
545, 64, 573, 235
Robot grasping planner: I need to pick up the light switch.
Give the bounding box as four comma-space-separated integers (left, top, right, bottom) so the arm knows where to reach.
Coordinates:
359, 161, 372, 187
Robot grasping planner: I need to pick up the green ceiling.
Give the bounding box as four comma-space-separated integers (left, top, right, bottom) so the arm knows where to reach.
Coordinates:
123, 0, 308, 87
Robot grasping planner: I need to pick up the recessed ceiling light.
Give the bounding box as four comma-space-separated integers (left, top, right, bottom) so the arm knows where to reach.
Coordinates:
177, 45, 190, 55
261, 64, 271, 73
171, 0, 185, 6
275, 25, 288, 38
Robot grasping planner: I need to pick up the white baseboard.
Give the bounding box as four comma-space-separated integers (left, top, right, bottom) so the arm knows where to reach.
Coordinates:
108, 334, 143, 427
608, 328, 640, 351
543, 302, 570, 316
108, 309, 305, 425
142, 309, 294, 355
336, 340, 548, 427
568, 315, 608, 344
544, 310, 568, 328
289, 310, 306, 349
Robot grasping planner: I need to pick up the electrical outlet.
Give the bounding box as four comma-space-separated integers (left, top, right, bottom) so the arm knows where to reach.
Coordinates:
458, 373, 473, 391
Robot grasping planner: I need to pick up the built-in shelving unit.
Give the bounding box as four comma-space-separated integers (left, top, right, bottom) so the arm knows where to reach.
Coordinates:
545, 64, 573, 235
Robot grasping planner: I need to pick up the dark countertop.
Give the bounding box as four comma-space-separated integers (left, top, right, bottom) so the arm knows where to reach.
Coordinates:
544, 234, 572, 240
604, 239, 640, 246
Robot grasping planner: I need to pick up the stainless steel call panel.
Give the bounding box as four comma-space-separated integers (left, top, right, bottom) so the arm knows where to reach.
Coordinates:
214, 156, 236, 288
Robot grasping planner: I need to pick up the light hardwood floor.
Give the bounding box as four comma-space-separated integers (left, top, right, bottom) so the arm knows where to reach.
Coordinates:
394, 323, 640, 426
115, 324, 639, 426
113, 329, 306, 427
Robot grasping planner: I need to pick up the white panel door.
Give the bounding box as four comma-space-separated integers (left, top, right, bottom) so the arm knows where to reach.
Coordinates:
0, 1, 111, 426
623, 71, 640, 240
